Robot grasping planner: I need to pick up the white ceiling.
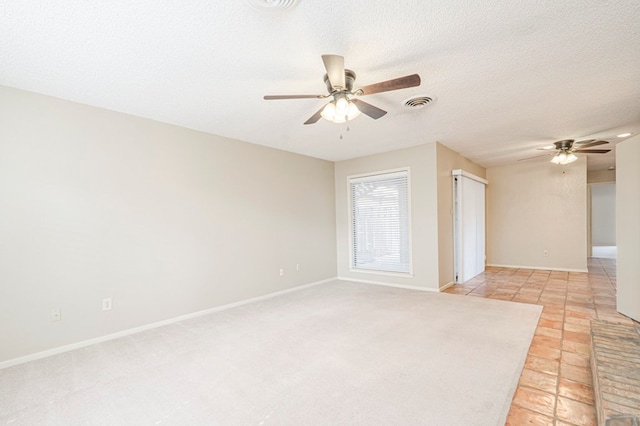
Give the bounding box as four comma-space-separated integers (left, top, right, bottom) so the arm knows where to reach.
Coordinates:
2, 0, 639, 170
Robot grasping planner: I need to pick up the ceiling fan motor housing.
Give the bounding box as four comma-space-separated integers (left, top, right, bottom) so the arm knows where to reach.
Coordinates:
555, 140, 574, 151
324, 69, 356, 93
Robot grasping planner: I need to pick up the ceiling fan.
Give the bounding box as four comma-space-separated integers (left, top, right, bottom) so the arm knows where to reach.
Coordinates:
520, 139, 611, 165
263, 54, 421, 125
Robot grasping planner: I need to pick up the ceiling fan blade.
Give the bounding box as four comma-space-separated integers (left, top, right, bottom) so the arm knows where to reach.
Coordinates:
357, 74, 421, 96
351, 99, 387, 119
518, 153, 553, 161
574, 149, 611, 154
574, 139, 595, 145
303, 105, 326, 125
321, 54, 346, 90
575, 140, 609, 149
264, 94, 326, 100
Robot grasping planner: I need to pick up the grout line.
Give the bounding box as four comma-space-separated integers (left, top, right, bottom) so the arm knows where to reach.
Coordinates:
553, 273, 567, 423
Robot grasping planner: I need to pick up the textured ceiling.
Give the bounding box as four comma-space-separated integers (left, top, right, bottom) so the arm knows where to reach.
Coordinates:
1, 0, 639, 170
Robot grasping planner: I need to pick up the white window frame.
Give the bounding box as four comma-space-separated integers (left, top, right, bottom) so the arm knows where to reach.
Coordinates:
347, 167, 413, 277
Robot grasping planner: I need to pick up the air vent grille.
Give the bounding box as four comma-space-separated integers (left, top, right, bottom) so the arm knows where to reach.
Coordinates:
404, 96, 433, 109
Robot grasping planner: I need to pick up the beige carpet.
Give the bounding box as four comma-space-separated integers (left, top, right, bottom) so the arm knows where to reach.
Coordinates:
0, 280, 541, 425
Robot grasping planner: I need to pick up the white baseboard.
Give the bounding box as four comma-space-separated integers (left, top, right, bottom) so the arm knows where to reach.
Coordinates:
0, 277, 337, 370
337, 276, 439, 293
439, 281, 455, 292
486, 264, 589, 273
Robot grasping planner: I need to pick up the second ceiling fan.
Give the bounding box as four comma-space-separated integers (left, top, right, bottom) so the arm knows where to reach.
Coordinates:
520, 139, 611, 164
264, 54, 421, 125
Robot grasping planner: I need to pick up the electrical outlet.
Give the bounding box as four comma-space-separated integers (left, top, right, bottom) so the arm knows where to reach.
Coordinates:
543, 250, 549, 257
296, 263, 300, 272
102, 298, 112, 311
51, 308, 61, 322
279, 268, 284, 277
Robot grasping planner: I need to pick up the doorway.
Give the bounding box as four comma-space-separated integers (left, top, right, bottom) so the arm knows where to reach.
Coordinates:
453, 170, 487, 283
590, 183, 616, 259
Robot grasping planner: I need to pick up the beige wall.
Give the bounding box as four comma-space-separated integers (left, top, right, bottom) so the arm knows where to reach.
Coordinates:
435, 143, 486, 287
587, 169, 616, 184
0, 85, 337, 363
616, 136, 640, 321
334, 143, 440, 291
486, 158, 588, 272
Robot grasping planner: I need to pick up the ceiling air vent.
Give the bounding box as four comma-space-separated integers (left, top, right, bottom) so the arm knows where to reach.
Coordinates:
247, 0, 300, 10
404, 96, 434, 109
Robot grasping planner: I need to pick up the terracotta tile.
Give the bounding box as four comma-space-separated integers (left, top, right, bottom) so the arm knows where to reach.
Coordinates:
555, 396, 597, 425
563, 322, 590, 334
593, 297, 615, 305
561, 340, 591, 355
538, 299, 566, 308
528, 344, 561, 361
560, 364, 592, 386
489, 294, 514, 301
505, 405, 554, 426
540, 295, 566, 303
535, 326, 562, 339
566, 295, 594, 304
519, 368, 558, 394
566, 303, 596, 311
540, 312, 564, 323
514, 295, 540, 303
532, 334, 562, 349
443, 286, 470, 294
557, 378, 594, 405
525, 355, 560, 376
561, 351, 590, 368
567, 285, 590, 291
468, 285, 492, 295
563, 331, 591, 345
565, 307, 597, 319
494, 288, 519, 296
512, 386, 556, 417
541, 288, 566, 296
538, 318, 563, 330
564, 310, 594, 320
563, 316, 591, 327
542, 306, 565, 315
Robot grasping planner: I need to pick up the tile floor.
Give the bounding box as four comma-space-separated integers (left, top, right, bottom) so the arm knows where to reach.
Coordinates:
443, 257, 637, 426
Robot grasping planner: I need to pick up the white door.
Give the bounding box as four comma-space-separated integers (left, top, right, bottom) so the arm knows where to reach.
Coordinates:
453, 170, 487, 283
616, 136, 640, 322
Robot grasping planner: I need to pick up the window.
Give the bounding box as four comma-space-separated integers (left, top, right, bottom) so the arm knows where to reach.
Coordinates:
349, 169, 411, 274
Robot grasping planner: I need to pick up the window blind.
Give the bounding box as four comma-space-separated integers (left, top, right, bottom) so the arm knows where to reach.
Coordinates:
350, 170, 410, 273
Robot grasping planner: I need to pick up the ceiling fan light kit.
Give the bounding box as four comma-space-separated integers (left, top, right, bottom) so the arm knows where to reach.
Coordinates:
320, 95, 361, 123
519, 138, 612, 164
550, 152, 578, 165
264, 54, 421, 125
